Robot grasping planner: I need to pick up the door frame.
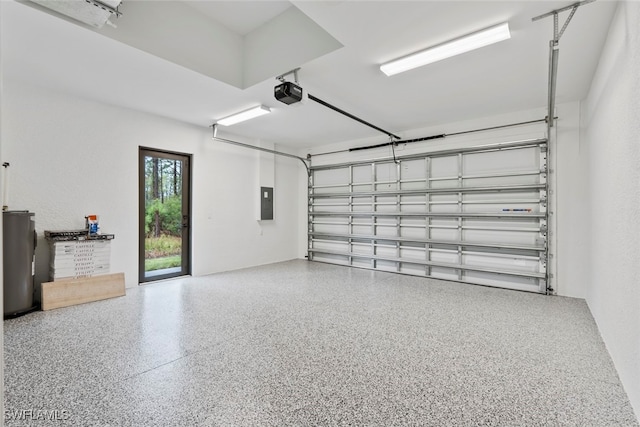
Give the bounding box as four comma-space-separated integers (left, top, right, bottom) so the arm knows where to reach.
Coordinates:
138, 147, 192, 283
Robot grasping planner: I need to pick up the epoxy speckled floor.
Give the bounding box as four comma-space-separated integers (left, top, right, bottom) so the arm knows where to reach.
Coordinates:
4, 260, 639, 426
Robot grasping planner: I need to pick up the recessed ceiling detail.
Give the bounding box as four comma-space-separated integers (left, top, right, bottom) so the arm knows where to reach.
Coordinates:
182, 1, 292, 36
243, 7, 343, 89
25, 0, 343, 90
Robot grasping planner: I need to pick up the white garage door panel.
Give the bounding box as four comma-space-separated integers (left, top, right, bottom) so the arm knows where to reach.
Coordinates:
308, 138, 548, 293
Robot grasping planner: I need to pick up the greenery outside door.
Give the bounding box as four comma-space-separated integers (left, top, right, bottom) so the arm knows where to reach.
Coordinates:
139, 147, 191, 282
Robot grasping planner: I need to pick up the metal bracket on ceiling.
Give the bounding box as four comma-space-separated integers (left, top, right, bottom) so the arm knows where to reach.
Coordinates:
531, 0, 595, 32
390, 135, 400, 164
532, 0, 595, 131
276, 68, 300, 84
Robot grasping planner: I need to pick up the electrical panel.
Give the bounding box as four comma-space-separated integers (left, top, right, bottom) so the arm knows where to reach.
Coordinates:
260, 187, 273, 220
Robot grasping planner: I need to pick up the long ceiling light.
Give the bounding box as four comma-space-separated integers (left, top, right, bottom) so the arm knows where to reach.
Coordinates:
29, 0, 122, 28
380, 22, 511, 76
216, 105, 271, 126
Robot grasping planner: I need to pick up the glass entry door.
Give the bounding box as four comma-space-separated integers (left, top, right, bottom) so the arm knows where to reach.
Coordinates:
139, 148, 191, 282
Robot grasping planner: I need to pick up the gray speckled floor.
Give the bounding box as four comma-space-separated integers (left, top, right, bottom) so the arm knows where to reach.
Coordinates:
4, 260, 639, 426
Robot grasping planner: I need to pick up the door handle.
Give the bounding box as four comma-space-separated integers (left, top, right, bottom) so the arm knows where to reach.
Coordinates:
182, 215, 189, 228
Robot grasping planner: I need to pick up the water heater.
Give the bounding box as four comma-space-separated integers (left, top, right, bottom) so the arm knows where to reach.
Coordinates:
3, 210, 37, 316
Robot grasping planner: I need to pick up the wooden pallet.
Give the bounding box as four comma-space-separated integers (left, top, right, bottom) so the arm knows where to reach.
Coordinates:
41, 272, 125, 311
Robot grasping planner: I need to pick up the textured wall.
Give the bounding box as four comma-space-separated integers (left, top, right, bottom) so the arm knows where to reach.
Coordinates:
1, 80, 302, 288
581, 1, 640, 419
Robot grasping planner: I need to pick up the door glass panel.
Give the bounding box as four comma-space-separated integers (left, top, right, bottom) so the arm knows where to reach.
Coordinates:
139, 149, 190, 282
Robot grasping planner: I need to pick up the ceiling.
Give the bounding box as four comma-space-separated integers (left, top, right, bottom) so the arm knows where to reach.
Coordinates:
1, 1, 617, 149
183, 1, 292, 36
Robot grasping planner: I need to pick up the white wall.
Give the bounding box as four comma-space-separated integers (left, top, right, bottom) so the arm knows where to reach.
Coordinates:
580, 1, 640, 419
1, 80, 302, 288
553, 101, 587, 299
0, 1, 5, 419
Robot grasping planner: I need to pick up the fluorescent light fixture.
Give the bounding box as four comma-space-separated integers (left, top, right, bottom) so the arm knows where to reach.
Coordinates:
217, 105, 271, 126
380, 22, 511, 76
29, 0, 122, 28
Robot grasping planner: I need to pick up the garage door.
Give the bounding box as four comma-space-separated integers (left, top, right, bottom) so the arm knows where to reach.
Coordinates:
308, 138, 548, 293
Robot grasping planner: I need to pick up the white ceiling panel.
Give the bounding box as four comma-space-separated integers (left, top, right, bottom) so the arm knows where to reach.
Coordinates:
182, 0, 292, 35
1, 0, 618, 149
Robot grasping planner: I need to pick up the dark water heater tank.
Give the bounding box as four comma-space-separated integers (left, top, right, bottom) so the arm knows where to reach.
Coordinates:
3, 210, 37, 317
